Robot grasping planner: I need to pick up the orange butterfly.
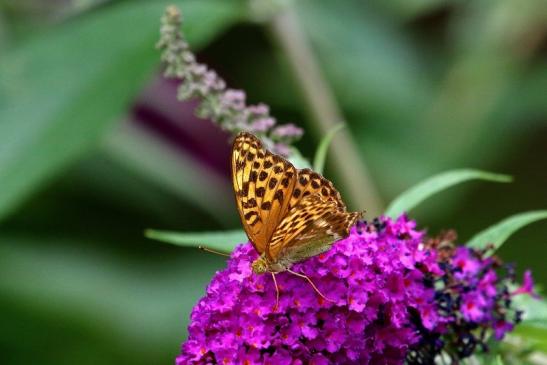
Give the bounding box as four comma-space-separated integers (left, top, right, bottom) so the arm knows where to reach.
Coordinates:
231, 132, 363, 307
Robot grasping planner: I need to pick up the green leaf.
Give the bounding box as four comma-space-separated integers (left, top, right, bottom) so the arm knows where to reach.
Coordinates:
145, 229, 247, 253
384, 169, 512, 218
513, 294, 547, 327
313, 123, 345, 174
0, 0, 243, 222
511, 290, 547, 351
514, 325, 547, 353
289, 147, 312, 169
0, 234, 222, 364
467, 211, 547, 252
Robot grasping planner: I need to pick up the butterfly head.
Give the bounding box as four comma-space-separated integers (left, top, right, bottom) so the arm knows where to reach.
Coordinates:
251, 256, 269, 274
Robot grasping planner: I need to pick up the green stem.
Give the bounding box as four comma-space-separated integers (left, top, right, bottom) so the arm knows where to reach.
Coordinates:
266, 6, 384, 215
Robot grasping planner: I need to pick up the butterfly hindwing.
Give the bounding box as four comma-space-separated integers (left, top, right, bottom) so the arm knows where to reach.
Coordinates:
282, 208, 362, 264
268, 194, 362, 262
231, 132, 297, 256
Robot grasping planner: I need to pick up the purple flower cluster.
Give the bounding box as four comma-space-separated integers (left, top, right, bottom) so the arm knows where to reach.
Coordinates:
177, 216, 537, 364
157, 6, 303, 156
408, 236, 535, 363
450, 247, 513, 334
178, 216, 448, 364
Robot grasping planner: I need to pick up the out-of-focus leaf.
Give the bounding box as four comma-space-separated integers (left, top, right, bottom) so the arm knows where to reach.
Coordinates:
514, 325, 547, 353
0, 235, 223, 364
513, 295, 547, 328
296, 0, 431, 125
369, 0, 453, 20
467, 211, 547, 253
0, 0, 243, 222
385, 169, 512, 218
146, 229, 246, 253
511, 291, 547, 352
313, 123, 345, 174
288, 147, 312, 169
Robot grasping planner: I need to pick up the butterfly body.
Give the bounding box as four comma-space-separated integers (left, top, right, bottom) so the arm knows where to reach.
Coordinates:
251, 235, 332, 273
232, 132, 363, 276
251, 254, 284, 274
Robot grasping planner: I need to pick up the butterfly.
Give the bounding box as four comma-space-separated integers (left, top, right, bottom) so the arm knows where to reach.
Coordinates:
231, 132, 363, 306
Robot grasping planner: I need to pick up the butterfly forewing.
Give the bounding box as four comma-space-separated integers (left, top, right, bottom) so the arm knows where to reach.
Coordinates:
288, 169, 345, 211
231, 132, 297, 256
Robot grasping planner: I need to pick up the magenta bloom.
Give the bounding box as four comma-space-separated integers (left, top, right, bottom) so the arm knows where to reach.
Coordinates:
177, 216, 536, 364
177, 216, 444, 364
513, 270, 540, 299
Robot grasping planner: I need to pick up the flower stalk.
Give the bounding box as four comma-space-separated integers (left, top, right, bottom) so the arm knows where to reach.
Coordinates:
157, 5, 303, 157
266, 5, 384, 214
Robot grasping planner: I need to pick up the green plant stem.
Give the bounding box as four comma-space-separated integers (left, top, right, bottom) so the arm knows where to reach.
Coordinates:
266, 6, 384, 216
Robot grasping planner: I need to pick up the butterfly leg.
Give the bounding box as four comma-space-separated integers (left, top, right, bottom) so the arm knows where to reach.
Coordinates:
286, 269, 335, 303
271, 272, 280, 311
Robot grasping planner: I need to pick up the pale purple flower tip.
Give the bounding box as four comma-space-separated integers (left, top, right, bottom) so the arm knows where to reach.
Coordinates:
271, 124, 304, 141
158, 8, 304, 154
271, 143, 291, 157
247, 103, 270, 116
250, 118, 276, 133
221, 89, 246, 111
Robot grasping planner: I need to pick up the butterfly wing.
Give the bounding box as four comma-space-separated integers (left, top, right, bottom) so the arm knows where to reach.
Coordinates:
288, 168, 346, 212
268, 194, 362, 263
231, 132, 297, 256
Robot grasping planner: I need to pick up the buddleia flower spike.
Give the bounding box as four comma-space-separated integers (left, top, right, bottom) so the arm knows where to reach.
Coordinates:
157, 6, 303, 156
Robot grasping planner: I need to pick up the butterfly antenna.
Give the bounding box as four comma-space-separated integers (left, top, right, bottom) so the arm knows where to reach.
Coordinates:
287, 269, 335, 303
271, 272, 280, 311
198, 245, 230, 257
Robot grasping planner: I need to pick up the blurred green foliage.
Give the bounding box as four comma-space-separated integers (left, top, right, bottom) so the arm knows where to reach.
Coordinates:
468, 210, 547, 252
384, 169, 512, 218
0, 0, 545, 363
